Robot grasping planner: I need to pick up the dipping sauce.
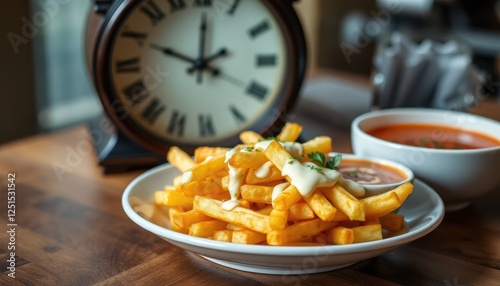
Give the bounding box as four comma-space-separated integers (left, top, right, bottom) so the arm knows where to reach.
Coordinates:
367, 123, 500, 150
337, 159, 407, 185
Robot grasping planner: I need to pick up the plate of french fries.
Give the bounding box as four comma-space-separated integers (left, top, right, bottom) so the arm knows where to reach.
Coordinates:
122, 123, 444, 274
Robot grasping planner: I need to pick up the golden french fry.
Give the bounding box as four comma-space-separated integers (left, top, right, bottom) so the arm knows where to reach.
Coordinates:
352, 224, 383, 243
269, 209, 288, 230
181, 153, 227, 183
392, 182, 414, 203
303, 189, 337, 222
194, 146, 230, 163
232, 229, 266, 244
155, 189, 194, 208
193, 196, 272, 233
173, 210, 212, 228
213, 229, 233, 242
181, 178, 224, 197
379, 212, 405, 232
189, 220, 228, 238
168, 207, 188, 234
228, 150, 268, 169
239, 130, 264, 144
267, 218, 338, 245
301, 136, 333, 159
167, 146, 196, 172
287, 202, 315, 221
362, 191, 402, 219
328, 226, 354, 245
240, 185, 273, 204
263, 140, 290, 171
321, 185, 365, 221
276, 122, 303, 142
272, 184, 302, 211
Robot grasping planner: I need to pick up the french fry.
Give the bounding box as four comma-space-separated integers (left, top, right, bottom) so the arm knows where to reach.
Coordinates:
167, 146, 195, 172
193, 196, 272, 233
168, 207, 188, 234
194, 146, 230, 163
181, 153, 227, 183
321, 185, 365, 221
272, 184, 302, 211
232, 229, 267, 244
392, 181, 414, 203
267, 218, 338, 245
352, 224, 383, 243
246, 165, 284, 184
173, 210, 212, 228
228, 150, 268, 169
155, 189, 194, 208
240, 185, 273, 204
301, 136, 333, 159
328, 226, 354, 245
213, 229, 233, 242
288, 202, 315, 221
302, 189, 337, 222
239, 130, 264, 144
269, 209, 288, 230
189, 220, 228, 238
379, 212, 405, 232
362, 191, 402, 219
276, 122, 303, 142
263, 140, 289, 171
181, 178, 224, 197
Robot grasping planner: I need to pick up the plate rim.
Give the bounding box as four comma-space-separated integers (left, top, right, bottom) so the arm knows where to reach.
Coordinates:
122, 163, 445, 256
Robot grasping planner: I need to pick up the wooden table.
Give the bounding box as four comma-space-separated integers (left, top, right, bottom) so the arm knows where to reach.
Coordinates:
1, 82, 499, 286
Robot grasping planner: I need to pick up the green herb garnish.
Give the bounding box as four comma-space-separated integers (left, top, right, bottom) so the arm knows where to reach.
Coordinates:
308, 152, 343, 169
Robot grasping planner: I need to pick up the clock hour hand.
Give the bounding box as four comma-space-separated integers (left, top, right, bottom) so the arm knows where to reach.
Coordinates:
187, 48, 228, 74
196, 13, 208, 84
150, 43, 196, 64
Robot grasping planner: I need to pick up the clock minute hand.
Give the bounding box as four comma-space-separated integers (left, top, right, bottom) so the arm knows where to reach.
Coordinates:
150, 43, 196, 64
196, 12, 208, 84
187, 48, 228, 74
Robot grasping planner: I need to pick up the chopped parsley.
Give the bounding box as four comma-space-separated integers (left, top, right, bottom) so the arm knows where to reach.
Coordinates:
308, 152, 343, 169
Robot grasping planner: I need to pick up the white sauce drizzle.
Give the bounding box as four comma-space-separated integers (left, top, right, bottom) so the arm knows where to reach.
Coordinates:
282, 159, 342, 196
272, 182, 290, 201
255, 161, 274, 178
181, 171, 193, 184
338, 178, 366, 197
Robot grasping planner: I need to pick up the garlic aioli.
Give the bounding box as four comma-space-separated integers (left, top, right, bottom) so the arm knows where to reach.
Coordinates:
255, 161, 274, 178
282, 159, 342, 196
222, 147, 246, 211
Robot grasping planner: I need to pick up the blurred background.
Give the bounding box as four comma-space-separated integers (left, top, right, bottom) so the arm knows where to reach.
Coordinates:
1, 0, 500, 144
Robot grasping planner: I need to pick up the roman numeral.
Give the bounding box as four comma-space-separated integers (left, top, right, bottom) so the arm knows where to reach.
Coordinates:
168, 0, 186, 12
199, 114, 215, 137
256, 54, 277, 67
246, 81, 268, 100
123, 79, 149, 107
248, 20, 270, 39
116, 57, 140, 73
120, 28, 147, 47
141, 97, 165, 124
227, 0, 242, 15
229, 105, 246, 124
140, 0, 165, 26
193, 0, 212, 7
167, 110, 186, 136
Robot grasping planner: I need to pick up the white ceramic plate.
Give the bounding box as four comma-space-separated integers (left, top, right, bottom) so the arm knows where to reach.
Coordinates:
122, 163, 444, 275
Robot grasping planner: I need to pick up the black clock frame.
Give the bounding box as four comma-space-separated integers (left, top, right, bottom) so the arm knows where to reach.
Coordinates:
88, 0, 307, 170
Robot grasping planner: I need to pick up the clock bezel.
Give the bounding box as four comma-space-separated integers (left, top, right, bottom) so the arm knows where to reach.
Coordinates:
92, 0, 307, 154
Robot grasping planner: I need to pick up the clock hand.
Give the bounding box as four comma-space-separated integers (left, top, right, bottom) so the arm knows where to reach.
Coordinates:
196, 12, 208, 84
150, 43, 197, 64
187, 48, 228, 74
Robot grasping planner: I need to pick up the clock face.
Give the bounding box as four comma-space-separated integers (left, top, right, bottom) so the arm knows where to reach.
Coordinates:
95, 0, 305, 153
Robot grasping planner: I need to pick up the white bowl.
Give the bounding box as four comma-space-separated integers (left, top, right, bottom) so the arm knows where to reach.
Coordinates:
352, 108, 500, 211
122, 163, 444, 275
329, 153, 414, 197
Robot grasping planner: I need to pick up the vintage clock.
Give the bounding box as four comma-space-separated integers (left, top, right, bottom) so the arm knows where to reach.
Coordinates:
86, 0, 306, 172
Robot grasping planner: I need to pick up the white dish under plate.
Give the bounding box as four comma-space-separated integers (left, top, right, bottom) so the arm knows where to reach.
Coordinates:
122, 163, 445, 275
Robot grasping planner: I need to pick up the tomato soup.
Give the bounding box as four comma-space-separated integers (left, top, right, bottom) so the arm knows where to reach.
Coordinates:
367, 123, 500, 150
337, 159, 407, 185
